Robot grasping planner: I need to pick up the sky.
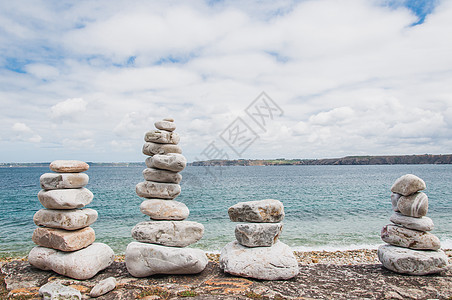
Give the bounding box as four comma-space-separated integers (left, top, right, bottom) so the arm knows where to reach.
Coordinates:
1, 0, 451, 163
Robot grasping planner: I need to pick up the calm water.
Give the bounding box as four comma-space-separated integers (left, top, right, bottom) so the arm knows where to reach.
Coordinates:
1, 165, 451, 256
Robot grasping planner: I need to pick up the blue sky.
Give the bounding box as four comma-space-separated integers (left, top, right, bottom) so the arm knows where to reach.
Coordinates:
1, 0, 451, 163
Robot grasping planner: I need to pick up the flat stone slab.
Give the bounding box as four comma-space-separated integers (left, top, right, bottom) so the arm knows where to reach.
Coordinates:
40, 173, 89, 190
38, 188, 94, 209
228, 199, 284, 223
391, 174, 426, 196
136, 181, 181, 199
154, 120, 176, 132
142, 167, 182, 184
33, 208, 98, 230
381, 224, 440, 250
378, 244, 448, 275
145, 130, 180, 144
32, 227, 95, 252
145, 153, 187, 172
125, 242, 207, 277
39, 281, 81, 299
142, 142, 182, 156
235, 223, 282, 247
131, 221, 204, 247
49, 160, 89, 173
28, 242, 114, 280
397, 192, 428, 217
140, 199, 189, 220
390, 212, 434, 231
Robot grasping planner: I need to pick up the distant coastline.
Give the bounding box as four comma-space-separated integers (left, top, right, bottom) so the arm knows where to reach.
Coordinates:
0, 162, 146, 168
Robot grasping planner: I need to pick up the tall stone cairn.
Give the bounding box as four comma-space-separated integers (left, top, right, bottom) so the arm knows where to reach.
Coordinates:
378, 174, 449, 275
28, 160, 115, 280
125, 118, 208, 277
219, 199, 299, 280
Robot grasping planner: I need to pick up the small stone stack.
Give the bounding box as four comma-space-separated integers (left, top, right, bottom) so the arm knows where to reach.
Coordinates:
125, 118, 208, 277
28, 160, 114, 280
378, 174, 449, 275
220, 199, 299, 280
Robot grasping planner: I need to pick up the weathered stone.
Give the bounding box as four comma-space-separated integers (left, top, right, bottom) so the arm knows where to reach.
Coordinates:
228, 199, 285, 223
125, 242, 207, 277
391, 174, 426, 196
38, 188, 93, 209
142, 168, 182, 184
391, 193, 401, 212
89, 277, 117, 298
142, 142, 182, 156
40, 173, 89, 190
390, 212, 434, 232
145, 153, 187, 172
28, 243, 114, 280
235, 223, 283, 247
145, 130, 180, 144
154, 120, 176, 132
49, 160, 89, 173
381, 224, 440, 250
397, 192, 428, 217
131, 221, 203, 247
39, 281, 81, 300
140, 199, 189, 220
32, 227, 95, 252
378, 244, 448, 275
219, 240, 299, 280
136, 181, 181, 199
33, 208, 98, 230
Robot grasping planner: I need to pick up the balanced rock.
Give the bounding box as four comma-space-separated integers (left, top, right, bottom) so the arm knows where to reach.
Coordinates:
125, 242, 208, 277
39, 281, 81, 300
145, 153, 187, 172
390, 212, 434, 232
38, 188, 93, 209
40, 173, 89, 190
89, 277, 117, 298
378, 244, 448, 275
228, 199, 284, 223
391, 193, 401, 212
142, 168, 182, 184
140, 199, 189, 220
131, 221, 203, 247
49, 160, 89, 173
142, 142, 182, 156
145, 130, 180, 144
29, 243, 114, 280
32, 227, 95, 251
33, 208, 98, 230
136, 181, 181, 199
381, 224, 440, 250
220, 240, 299, 280
154, 120, 176, 132
397, 192, 428, 217
391, 174, 426, 196
235, 223, 283, 247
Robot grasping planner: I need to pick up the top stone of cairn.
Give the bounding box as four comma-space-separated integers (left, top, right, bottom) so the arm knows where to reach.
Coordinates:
228, 199, 285, 223
49, 160, 89, 173
391, 174, 426, 196
155, 118, 176, 132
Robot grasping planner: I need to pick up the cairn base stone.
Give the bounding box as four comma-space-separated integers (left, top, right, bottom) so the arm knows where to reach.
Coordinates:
33, 208, 98, 230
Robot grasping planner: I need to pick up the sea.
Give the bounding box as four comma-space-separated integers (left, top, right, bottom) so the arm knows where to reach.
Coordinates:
1, 164, 451, 257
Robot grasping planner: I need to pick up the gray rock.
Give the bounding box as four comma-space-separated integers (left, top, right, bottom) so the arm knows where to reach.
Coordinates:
397, 192, 428, 217
39, 281, 81, 300
219, 240, 299, 280
390, 212, 434, 231
228, 199, 285, 223
145, 130, 180, 144
28, 243, 114, 280
49, 160, 89, 173
33, 208, 98, 230
136, 181, 181, 199
154, 120, 176, 132
145, 153, 187, 172
125, 242, 207, 277
381, 224, 440, 250
235, 223, 283, 247
32, 227, 95, 252
391, 174, 426, 196
40, 173, 89, 190
131, 221, 203, 247
89, 277, 117, 298
378, 244, 448, 275
38, 188, 94, 209
142, 168, 182, 184
140, 199, 189, 220
391, 193, 401, 212
142, 142, 182, 156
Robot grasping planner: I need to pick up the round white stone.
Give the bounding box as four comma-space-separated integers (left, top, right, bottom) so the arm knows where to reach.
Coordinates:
145, 153, 187, 172
391, 174, 426, 196
40, 173, 89, 190
142, 142, 182, 156
142, 168, 182, 184
228, 199, 285, 223
154, 120, 176, 132
235, 223, 283, 247
390, 212, 434, 232
397, 192, 428, 217
38, 188, 94, 209
144, 130, 180, 144
136, 181, 181, 199
140, 199, 189, 220
33, 208, 98, 230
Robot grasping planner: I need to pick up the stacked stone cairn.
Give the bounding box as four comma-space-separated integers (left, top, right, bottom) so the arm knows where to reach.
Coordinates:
28, 160, 114, 280
219, 199, 299, 280
125, 118, 208, 277
378, 174, 449, 275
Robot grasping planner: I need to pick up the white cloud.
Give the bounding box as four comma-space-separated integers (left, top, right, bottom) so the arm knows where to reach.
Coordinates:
50, 98, 87, 121
11, 122, 42, 143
